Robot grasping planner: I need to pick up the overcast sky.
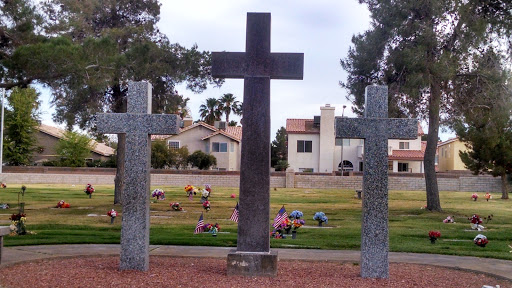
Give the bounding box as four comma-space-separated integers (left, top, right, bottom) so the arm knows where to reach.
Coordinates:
38, 0, 454, 140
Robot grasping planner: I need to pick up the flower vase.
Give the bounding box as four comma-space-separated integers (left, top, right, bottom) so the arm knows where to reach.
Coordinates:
318, 221, 323, 227
200, 196, 208, 204
285, 227, 291, 235
473, 198, 477, 201
430, 237, 437, 244
110, 217, 115, 224
89, 194, 92, 199
292, 230, 297, 239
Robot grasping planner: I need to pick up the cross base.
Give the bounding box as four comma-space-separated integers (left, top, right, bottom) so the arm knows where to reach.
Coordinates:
227, 250, 278, 277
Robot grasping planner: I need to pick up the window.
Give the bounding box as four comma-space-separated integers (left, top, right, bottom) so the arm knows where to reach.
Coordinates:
359, 162, 364, 172
299, 168, 314, 172
335, 138, 342, 146
168, 141, 180, 150
398, 163, 409, 172
230, 143, 235, 152
335, 139, 351, 146
388, 161, 393, 171
297, 140, 312, 153
343, 139, 350, 146
359, 139, 364, 145
212, 142, 228, 152
399, 142, 409, 149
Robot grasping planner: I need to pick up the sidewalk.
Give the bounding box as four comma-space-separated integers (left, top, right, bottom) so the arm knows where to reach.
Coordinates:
2, 244, 511, 280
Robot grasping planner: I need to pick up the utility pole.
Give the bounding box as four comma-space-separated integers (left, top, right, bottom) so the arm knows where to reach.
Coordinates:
340, 105, 346, 176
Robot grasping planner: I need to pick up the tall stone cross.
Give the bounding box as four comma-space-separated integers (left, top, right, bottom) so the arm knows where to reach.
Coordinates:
335, 85, 417, 278
95, 81, 180, 271
212, 13, 303, 276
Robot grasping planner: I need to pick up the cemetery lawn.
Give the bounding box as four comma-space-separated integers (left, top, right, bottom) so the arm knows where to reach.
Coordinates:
1, 185, 511, 260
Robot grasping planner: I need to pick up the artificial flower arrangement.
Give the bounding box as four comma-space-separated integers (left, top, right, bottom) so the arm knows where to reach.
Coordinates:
313, 212, 328, 226
185, 185, 197, 195
202, 200, 211, 211
484, 192, 492, 201
428, 230, 441, 244
1, 183, 6, 188
443, 216, 455, 223
270, 230, 283, 239
201, 189, 210, 199
56, 200, 70, 208
289, 210, 304, 219
471, 193, 478, 201
151, 189, 165, 200
278, 218, 292, 233
230, 194, 236, 198
469, 214, 485, 231
84, 184, 94, 198
204, 223, 220, 236
292, 219, 305, 230
0, 203, 9, 209
205, 184, 212, 194
9, 213, 26, 235
474, 234, 488, 247
170, 202, 183, 211
107, 209, 117, 224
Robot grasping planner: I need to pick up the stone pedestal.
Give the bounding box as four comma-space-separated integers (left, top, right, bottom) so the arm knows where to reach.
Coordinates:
227, 250, 278, 277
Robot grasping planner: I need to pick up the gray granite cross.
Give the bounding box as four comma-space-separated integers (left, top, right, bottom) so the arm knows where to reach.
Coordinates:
212, 13, 303, 276
335, 85, 417, 278
95, 81, 180, 271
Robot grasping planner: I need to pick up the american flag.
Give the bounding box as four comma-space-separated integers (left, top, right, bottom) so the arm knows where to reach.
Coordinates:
229, 203, 239, 223
273, 205, 288, 229
194, 213, 204, 234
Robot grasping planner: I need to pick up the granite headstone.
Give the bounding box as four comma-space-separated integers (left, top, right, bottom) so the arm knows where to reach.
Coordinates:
96, 81, 180, 271
212, 12, 303, 276
335, 85, 417, 278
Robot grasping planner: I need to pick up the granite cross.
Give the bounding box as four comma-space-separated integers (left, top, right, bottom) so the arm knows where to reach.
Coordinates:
95, 81, 180, 271
212, 13, 303, 276
335, 85, 417, 278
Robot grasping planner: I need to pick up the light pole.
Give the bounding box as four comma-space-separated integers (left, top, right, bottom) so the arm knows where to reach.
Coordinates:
0, 88, 4, 174
340, 105, 346, 176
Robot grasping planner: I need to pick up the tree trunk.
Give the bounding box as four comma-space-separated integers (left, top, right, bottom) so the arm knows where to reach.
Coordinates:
501, 174, 509, 199
114, 134, 125, 204
424, 83, 442, 211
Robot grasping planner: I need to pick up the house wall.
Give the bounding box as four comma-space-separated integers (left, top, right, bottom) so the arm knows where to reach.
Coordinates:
453, 141, 468, 170
319, 105, 335, 173
389, 136, 422, 151
165, 125, 213, 153
208, 134, 233, 171
287, 133, 320, 172
438, 140, 468, 171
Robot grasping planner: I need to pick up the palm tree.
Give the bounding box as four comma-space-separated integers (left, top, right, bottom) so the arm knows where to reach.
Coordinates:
218, 93, 242, 123
178, 97, 191, 119
199, 98, 221, 125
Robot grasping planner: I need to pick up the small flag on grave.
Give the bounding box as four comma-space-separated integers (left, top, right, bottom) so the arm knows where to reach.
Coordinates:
230, 202, 239, 223
273, 205, 288, 229
194, 213, 205, 234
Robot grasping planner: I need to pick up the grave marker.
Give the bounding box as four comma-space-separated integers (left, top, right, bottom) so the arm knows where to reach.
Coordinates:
335, 85, 417, 278
212, 12, 303, 276
96, 81, 180, 271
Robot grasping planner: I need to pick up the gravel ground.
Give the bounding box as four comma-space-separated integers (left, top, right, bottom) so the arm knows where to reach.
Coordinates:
0, 256, 510, 288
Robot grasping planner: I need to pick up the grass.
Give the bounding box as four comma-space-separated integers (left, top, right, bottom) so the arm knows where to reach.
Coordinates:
0, 184, 511, 260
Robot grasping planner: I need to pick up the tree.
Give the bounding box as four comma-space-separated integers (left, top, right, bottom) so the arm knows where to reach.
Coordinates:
151, 140, 172, 169
341, 0, 512, 211
452, 51, 512, 199
199, 98, 221, 125
228, 120, 238, 126
218, 93, 242, 123
3, 87, 40, 165
56, 131, 95, 167
188, 150, 216, 170
170, 146, 190, 169
271, 127, 287, 167
40, 0, 221, 204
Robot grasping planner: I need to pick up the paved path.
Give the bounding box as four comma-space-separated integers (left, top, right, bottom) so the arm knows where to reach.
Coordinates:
2, 245, 511, 280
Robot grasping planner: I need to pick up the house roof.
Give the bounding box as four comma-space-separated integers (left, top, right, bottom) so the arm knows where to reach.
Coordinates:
388, 149, 425, 160
286, 118, 424, 136
438, 137, 459, 147
153, 121, 242, 142
286, 119, 320, 134
36, 124, 115, 157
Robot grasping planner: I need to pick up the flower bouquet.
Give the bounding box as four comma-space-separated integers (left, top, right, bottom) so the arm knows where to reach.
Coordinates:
474, 234, 488, 247
313, 212, 328, 226
469, 214, 484, 231
170, 202, 183, 211
443, 216, 455, 223
289, 210, 304, 219
0, 203, 9, 209
151, 189, 165, 200
204, 223, 220, 236
9, 213, 26, 235
84, 184, 94, 198
428, 230, 441, 244
56, 200, 70, 208
200, 189, 210, 204
205, 184, 212, 194
107, 209, 117, 224
202, 200, 211, 212
484, 192, 492, 201
471, 193, 478, 201
292, 219, 305, 230
279, 218, 292, 234
270, 230, 283, 239
1, 183, 6, 188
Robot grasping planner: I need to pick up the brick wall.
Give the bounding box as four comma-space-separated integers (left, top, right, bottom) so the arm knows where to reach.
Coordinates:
0, 167, 502, 192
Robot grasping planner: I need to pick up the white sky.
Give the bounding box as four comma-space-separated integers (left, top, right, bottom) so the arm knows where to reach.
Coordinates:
38, 0, 455, 141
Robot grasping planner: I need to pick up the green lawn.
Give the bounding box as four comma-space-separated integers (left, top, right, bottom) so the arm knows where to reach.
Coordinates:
1, 184, 511, 260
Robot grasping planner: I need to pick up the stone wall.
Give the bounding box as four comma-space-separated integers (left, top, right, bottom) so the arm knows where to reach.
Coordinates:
0, 167, 502, 192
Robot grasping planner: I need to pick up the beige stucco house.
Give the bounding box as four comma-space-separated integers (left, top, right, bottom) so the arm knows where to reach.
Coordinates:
287, 104, 426, 173
161, 122, 242, 171
33, 124, 115, 165
437, 137, 469, 171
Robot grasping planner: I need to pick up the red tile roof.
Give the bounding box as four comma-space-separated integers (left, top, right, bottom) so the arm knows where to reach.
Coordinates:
389, 149, 424, 160
152, 122, 242, 142
286, 119, 319, 134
